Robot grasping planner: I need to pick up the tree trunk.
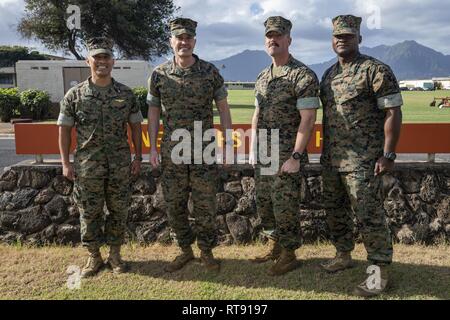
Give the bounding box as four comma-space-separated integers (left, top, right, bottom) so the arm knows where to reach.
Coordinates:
68, 30, 84, 60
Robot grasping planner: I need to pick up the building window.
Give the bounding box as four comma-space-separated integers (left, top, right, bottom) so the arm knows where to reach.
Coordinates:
113, 67, 121, 69
123, 67, 131, 70
40, 67, 49, 70
0, 74, 14, 85
31, 67, 39, 70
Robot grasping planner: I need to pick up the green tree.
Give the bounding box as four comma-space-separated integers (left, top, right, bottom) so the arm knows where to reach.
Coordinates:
18, 0, 177, 60
0, 46, 48, 68
434, 81, 443, 90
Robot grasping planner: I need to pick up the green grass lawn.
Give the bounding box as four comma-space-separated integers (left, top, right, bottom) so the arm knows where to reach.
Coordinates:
35, 90, 449, 126
1, 243, 449, 300
215, 90, 450, 123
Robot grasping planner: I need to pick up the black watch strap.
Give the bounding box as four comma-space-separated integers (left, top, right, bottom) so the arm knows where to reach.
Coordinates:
133, 155, 143, 162
292, 152, 302, 161
384, 152, 396, 161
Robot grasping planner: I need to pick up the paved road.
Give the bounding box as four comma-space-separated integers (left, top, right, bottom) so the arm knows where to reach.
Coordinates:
1, 137, 449, 173
0, 137, 60, 172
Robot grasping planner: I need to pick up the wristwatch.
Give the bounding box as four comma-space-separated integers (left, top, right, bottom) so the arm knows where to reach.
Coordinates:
384, 152, 397, 162
133, 155, 143, 162
291, 152, 302, 161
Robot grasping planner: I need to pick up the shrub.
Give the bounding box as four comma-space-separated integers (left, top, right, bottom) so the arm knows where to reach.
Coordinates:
19, 89, 51, 120
0, 88, 20, 122
133, 87, 148, 119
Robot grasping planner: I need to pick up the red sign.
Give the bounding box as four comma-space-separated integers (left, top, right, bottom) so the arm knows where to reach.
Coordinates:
14, 123, 450, 155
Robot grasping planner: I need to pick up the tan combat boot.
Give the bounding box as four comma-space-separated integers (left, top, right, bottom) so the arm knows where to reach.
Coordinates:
200, 249, 221, 272
105, 245, 129, 274
251, 239, 282, 263
267, 248, 300, 276
353, 264, 390, 298
80, 247, 104, 278
320, 251, 355, 273
164, 246, 195, 273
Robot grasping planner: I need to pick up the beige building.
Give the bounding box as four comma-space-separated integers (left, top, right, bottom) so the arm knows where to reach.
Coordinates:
16, 60, 151, 102
399, 79, 435, 90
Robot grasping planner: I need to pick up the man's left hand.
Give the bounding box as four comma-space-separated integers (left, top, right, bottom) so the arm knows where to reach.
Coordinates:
374, 156, 394, 176
280, 158, 300, 174
131, 159, 142, 176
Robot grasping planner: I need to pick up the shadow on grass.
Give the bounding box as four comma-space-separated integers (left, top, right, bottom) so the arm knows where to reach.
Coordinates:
213, 104, 255, 115
228, 105, 256, 110
127, 257, 450, 299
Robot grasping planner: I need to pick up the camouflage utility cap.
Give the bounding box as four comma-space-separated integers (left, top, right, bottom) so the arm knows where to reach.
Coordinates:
264, 16, 292, 35
332, 15, 362, 35
170, 18, 197, 37
87, 37, 114, 57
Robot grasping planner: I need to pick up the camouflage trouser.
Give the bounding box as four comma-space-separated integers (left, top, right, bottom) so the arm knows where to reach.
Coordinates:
322, 169, 393, 264
161, 162, 218, 251
73, 166, 131, 249
255, 166, 302, 250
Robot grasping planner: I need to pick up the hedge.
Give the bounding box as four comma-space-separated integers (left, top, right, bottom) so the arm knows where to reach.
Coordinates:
0, 88, 51, 122
0, 88, 20, 122
19, 89, 51, 120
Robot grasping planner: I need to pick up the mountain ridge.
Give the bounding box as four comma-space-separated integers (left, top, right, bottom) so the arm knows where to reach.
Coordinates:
207, 40, 450, 81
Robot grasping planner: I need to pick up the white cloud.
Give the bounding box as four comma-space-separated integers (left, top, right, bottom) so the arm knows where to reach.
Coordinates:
0, 0, 19, 4
174, 0, 450, 63
0, 0, 59, 55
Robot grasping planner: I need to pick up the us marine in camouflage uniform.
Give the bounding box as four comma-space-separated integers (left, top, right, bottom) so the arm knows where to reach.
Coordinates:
249, 16, 320, 276
58, 38, 144, 278
147, 18, 232, 273
320, 15, 403, 297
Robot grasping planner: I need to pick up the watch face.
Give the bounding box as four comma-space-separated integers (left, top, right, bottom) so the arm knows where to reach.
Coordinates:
292, 152, 301, 160
385, 152, 396, 161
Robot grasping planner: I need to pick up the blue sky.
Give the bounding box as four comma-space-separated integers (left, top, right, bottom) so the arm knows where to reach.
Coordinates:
1, 0, 450, 64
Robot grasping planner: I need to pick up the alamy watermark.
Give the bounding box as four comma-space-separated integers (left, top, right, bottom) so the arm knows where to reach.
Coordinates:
366, 4, 381, 30
66, 5, 81, 31
169, 122, 280, 175
366, 265, 382, 290
66, 265, 82, 290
